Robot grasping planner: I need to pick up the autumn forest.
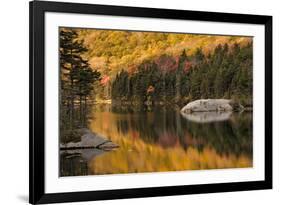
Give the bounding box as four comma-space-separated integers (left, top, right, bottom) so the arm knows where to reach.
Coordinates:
59, 28, 253, 176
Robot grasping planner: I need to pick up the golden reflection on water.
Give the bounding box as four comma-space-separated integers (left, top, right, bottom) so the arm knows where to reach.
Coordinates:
88, 107, 252, 175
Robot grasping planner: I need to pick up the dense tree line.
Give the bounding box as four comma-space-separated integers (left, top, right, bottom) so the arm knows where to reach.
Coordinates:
111, 43, 253, 106
59, 29, 101, 136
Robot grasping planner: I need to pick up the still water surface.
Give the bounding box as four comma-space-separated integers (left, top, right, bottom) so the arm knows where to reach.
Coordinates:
60, 104, 252, 176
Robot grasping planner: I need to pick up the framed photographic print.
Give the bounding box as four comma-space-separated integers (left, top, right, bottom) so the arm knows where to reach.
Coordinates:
29, 0, 272, 204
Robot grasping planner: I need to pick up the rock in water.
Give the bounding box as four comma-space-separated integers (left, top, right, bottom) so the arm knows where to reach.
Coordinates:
181, 99, 233, 113
60, 128, 119, 150
60, 148, 105, 161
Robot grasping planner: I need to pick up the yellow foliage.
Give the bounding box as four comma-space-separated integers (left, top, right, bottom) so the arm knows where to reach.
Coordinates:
73, 28, 252, 75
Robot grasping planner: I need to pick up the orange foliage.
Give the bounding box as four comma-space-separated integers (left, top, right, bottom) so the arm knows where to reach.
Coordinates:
100, 75, 110, 86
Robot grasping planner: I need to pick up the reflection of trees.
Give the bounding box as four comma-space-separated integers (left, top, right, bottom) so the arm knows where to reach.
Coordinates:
60, 149, 106, 176
112, 105, 252, 157
60, 152, 89, 176
183, 113, 253, 157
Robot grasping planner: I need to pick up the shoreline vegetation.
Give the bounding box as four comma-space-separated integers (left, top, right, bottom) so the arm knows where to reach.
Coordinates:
110, 98, 252, 111
111, 43, 253, 109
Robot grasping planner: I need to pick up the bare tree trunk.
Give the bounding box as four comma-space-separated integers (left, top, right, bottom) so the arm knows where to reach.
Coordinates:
79, 95, 82, 121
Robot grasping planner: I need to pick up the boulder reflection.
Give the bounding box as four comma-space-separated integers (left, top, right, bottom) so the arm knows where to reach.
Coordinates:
181, 111, 232, 123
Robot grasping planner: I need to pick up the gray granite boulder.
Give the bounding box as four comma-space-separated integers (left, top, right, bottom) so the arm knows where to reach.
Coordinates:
181, 99, 233, 113
60, 128, 119, 151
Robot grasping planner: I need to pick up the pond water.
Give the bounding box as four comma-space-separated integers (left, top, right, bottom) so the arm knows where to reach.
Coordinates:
60, 104, 253, 176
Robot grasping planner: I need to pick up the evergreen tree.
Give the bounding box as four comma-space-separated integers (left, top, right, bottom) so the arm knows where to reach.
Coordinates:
60, 28, 101, 128
111, 43, 253, 106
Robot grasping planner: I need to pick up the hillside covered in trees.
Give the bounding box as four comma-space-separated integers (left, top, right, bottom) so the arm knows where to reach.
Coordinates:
112, 43, 253, 106
78, 30, 251, 76
61, 28, 253, 107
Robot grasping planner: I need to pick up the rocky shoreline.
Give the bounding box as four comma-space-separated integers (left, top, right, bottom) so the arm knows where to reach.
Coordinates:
60, 128, 119, 151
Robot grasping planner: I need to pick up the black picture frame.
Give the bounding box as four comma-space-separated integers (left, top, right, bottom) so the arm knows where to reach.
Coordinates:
29, 0, 272, 204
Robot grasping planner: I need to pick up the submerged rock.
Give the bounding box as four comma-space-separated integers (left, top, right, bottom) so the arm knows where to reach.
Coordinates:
60, 128, 119, 151
181, 99, 233, 113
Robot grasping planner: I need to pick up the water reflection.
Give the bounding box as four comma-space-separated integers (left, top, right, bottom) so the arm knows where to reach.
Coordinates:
181, 111, 232, 123
60, 104, 253, 176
